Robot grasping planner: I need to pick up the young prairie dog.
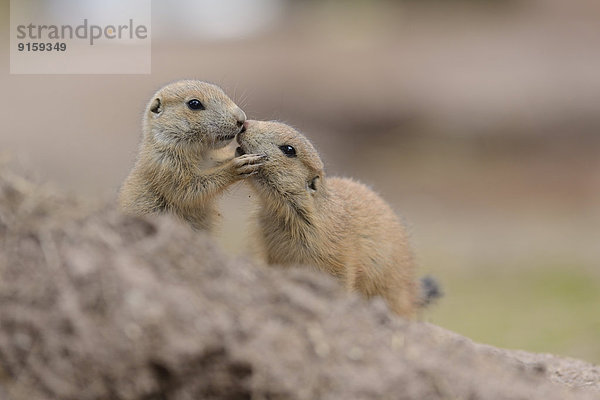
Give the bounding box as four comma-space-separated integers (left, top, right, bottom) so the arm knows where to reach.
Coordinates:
119, 80, 265, 231
237, 120, 422, 317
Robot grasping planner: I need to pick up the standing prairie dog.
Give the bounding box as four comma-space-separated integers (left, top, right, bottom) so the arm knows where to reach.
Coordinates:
119, 80, 265, 231
236, 120, 419, 317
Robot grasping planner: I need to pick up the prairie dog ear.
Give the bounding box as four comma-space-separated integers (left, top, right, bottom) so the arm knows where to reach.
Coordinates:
149, 97, 162, 114
308, 176, 320, 193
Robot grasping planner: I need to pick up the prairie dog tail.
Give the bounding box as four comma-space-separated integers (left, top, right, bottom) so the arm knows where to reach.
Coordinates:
418, 275, 443, 307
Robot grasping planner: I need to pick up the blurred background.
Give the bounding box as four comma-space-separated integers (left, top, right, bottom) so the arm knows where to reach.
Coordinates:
2, 0, 599, 363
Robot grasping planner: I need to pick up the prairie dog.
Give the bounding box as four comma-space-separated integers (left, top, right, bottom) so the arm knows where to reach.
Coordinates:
236, 120, 418, 317
119, 80, 264, 231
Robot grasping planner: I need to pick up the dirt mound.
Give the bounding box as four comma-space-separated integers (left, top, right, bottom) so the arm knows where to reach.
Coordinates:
0, 169, 598, 400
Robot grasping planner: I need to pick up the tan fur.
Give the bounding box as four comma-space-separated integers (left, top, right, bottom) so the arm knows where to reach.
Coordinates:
237, 120, 417, 317
119, 80, 264, 231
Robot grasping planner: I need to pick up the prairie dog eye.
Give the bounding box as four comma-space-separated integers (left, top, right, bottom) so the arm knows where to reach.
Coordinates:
187, 99, 205, 110
279, 145, 296, 157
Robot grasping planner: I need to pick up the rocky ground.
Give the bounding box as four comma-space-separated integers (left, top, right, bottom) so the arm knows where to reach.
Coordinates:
0, 168, 598, 400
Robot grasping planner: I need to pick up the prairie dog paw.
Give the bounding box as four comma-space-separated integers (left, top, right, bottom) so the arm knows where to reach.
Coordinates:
233, 153, 266, 177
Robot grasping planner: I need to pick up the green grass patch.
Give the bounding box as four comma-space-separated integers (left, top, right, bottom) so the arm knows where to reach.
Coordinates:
426, 264, 600, 363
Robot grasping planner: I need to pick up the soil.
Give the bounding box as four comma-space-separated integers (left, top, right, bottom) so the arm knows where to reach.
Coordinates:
0, 168, 598, 400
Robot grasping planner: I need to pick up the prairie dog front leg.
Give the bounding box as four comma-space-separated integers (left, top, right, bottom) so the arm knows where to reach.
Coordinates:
230, 153, 266, 178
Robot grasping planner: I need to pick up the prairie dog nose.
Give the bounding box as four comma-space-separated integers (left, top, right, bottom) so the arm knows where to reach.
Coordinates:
233, 107, 246, 127
238, 121, 250, 140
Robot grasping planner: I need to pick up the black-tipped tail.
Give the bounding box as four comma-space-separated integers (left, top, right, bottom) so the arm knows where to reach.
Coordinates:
418, 275, 443, 307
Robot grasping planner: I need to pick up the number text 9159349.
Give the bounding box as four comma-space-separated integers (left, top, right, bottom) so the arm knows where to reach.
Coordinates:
17, 42, 67, 52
